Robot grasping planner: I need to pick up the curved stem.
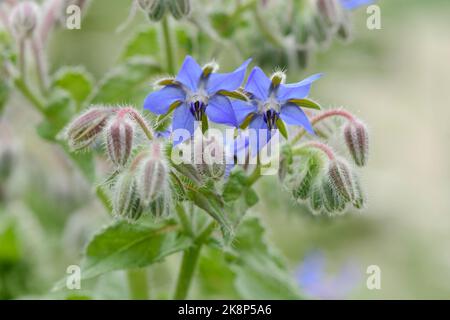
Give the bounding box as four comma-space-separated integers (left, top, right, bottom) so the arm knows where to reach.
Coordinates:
293, 141, 335, 160
161, 16, 175, 74
291, 109, 355, 144
14, 77, 45, 113
31, 38, 49, 95
247, 165, 261, 186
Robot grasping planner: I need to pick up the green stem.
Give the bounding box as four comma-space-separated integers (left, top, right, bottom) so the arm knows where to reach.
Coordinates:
247, 165, 261, 186
127, 269, 149, 300
173, 221, 215, 299
175, 203, 194, 237
161, 16, 175, 74
14, 77, 45, 113
173, 246, 201, 300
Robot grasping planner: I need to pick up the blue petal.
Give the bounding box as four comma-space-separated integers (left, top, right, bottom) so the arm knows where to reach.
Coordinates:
172, 103, 195, 145
205, 95, 237, 126
280, 103, 315, 134
143, 85, 186, 114
276, 73, 323, 102
340, 0, 374, 10
175, 55, 202, 92
206, 58, 252, 95
244, 66, 271, 101
231, 100, 257, 125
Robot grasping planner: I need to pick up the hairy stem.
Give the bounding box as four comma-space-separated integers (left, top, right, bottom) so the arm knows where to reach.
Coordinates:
127, 269, 149, 300
31, 39, 49, 95
252, 2, 284, 48
293, 141, 335, 160
161, 16, 176, 74
291, 109, 356, 144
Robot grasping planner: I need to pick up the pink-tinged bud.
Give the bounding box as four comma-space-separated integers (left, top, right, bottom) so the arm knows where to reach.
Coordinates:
315, 0, 342, 27
113, 171, 143, 222
105, 113, 135, 167
344, 120, 369, 167
138, 144, 167, 205
65, 107, 112, 151
327, 158, 354, 202
10, 1, 40, 39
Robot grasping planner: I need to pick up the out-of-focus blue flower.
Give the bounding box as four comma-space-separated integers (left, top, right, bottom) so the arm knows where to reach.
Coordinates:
340, 0, 375, 10
232, 67, 322, 151
144, 56, 251, 145
295, 251, 362, 300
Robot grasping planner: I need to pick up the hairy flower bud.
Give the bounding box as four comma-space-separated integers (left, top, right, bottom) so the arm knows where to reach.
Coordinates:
322, 176, 347, 214
138, 0, 166, 21
105, 114, 135, 167
168, 0, 190, 20
344, 120, 369, 167
10, 1, 40, 39
351, 173, 366, 209
138, 153, 167, 205
327, 159, 355, 202
65, 107, 112, 151
315, 0, 342, 27
292, 155, 323, 201
309, 185, 324, 213
113, 171, 143, 221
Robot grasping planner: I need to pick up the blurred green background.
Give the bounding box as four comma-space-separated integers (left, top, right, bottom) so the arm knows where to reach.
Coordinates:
2, 0, 450, 299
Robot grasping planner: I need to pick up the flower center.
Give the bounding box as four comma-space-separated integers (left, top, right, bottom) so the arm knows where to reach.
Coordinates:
259, 98, 280, 130
188, 92, 208, 121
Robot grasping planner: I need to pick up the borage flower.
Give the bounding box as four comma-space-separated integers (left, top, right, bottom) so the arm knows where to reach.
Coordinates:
144, 56, 251, 145
232, 67, 323, 151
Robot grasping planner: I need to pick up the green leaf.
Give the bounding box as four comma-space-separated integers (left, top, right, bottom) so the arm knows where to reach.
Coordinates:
187, 187, 232, 233
288, 98, 321, 110
90, 57, 161, 105
121, 27, 160, 60
52, 67, 94, 109
229, 218, 302, 299
55, 220, 190, 288
0, 216, 21, 263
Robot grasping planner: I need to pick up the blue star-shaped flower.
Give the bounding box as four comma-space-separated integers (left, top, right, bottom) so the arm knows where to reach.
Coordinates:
232, 67, 322, 151
144, 56, 251, 144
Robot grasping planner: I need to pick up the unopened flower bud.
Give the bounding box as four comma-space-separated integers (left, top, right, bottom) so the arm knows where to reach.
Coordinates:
10, 1, 40, 39
168, 0, 190, 20
138, 0, 166, 21
322, 176, 347, 214
292, 155, 323, 201
65, 107, 112, 151
105, 114, 135, 167
315, 0, 342, 27
309, 185, 324, 214
327, 158, 355, 202
344, 120, 369, 167
351, 173, 366, 210
138, 151, 167, 205
113, 171, 143, 221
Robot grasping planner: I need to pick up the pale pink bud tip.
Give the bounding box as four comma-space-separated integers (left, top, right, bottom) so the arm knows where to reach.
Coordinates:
10, 1, 40, 39
344, 120, 369, 167
66, 107, 112, 151
106, 115, 135, 167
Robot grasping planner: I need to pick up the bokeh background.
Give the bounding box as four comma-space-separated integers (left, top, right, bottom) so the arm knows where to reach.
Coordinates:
2, 0, 450, 299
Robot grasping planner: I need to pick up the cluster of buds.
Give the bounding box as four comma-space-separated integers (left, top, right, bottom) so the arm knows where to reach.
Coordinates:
65, 106, 174, 221
284, 107, 370, 216
65, 106, 153, 167
191, 132, 226, 181
112, 142, 170, 221
137, 0, 191, 22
